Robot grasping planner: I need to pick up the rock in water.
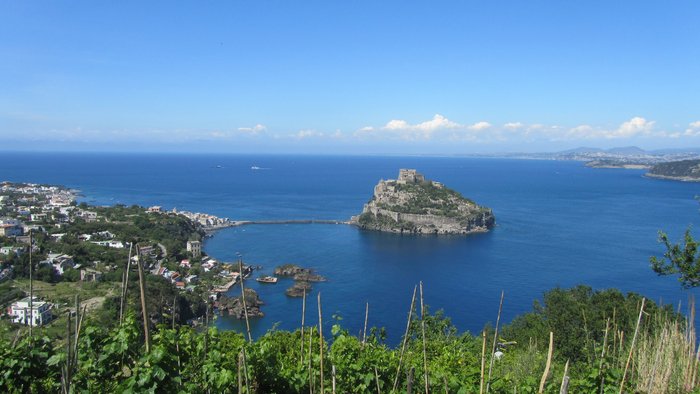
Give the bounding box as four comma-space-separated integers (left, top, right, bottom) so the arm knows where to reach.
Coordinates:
218, 289, 264, 318
350, 169, 495, 235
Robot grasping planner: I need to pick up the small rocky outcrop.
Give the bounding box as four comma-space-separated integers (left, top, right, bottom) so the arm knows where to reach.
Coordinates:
274, 264, 327, 282
350, 169, 495, 235
218, 289, 264, 318
286, 281, 312, 298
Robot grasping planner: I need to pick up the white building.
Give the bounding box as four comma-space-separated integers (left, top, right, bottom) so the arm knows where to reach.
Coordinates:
8, 297, 52, 326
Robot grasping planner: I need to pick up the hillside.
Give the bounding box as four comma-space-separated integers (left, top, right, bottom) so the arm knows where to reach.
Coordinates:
350, 169, 495, 234
646, 159, 700, 182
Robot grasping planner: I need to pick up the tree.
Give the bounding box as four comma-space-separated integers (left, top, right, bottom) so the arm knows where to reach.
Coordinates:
650, 229, 700, 289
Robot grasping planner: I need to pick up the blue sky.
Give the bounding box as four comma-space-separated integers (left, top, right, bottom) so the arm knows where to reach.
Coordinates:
1, 1, 699, 153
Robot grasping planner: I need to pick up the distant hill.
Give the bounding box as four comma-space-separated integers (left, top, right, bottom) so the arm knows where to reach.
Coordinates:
646, 159, 700, 182
605, 146, 647, 155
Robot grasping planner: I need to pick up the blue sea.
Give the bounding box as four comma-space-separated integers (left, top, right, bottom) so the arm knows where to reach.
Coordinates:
2, 152, 699, 342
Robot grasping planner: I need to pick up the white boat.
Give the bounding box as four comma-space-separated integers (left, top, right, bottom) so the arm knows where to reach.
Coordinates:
256, 276, 278, 284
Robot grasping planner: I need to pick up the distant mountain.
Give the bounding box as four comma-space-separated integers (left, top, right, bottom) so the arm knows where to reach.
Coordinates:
604, 146, 647, 155
646, 159, 700, 182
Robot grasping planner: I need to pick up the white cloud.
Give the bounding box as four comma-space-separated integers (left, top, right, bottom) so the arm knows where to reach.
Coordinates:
503, 122, 524, 130
467, 121, 492, 131
237, 124, 267, 135
295, 129, 324, 139
564, 117, 655, 140
612, 117, 654, 138
382, 114, 461, 133
567, 125, 595, 138
356, 114, 463, 140
685, 121, 700, 136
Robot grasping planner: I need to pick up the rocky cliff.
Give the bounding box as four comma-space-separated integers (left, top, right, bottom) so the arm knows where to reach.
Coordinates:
350, 169, 495, 235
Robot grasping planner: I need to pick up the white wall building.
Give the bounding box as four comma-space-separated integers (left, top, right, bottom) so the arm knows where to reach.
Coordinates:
8, 297, 52, 326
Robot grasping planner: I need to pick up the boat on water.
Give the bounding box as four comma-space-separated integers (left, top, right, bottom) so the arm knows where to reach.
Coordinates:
256, 276, 278, 284
251, 166, 261, 170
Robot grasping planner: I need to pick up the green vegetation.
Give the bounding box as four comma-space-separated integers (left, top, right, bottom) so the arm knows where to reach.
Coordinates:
1, 286, 696, 393
389, 182, 472, 217
651, 229, 700, 288
647, 159, 700, 180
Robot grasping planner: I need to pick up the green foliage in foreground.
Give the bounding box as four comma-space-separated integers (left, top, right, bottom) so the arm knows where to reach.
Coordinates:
0, 286, 696, 393
651, 229, 700, 289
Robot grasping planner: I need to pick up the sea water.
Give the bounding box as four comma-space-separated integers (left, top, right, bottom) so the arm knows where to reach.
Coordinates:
2, 152, 699, 342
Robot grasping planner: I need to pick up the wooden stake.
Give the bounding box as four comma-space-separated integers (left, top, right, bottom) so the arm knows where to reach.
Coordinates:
65, 311, 72, 392
619, 298, 645, 394
242, 347, 250, 392
119, 242, 133, 325
407, 366, 415, 394
28, 230, 33, 339
363, 301, 369, 345
318, 292, 324, 394
301, 288, 306, 364
309, 326, 314, 394
332, 364, 336, 394
559, 359, 570, 394
393, 285, 418, 392
136, 246, 150, 353
599, 318, 610, 394
538, 331, 554, 393
239, 259, 252, 342
486, 290, 505, 393
419, 282, 429, 394
238, 351, 243, 394
74, 295, 80, 367
480, 330, 487, 394
375, 367, 381, 394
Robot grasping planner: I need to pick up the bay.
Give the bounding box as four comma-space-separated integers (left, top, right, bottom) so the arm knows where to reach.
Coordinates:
2, 152, 698, 342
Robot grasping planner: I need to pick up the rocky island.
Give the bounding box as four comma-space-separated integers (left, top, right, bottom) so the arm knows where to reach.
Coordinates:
350, 169, 495, 235
275, 264, 327, 297
646, 159, 700, 182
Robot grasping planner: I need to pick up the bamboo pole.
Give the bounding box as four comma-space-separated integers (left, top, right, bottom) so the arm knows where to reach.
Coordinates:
332, 364, 336, 394
599, 318, 610, 394
318, 292, 325, 394
239, 259, 252, 342
65, 311, 72, 393
238, 351, 243, 394
301, 288, 306, 364
28, 230, 33, 339
375, 367, 381, 394
559, 359, 570, 394
363, 301, 369, 345
619, 298, 646, 394
73, 295, 80, 367
393, 285, 418, 392
486, 291, 505, 393
119, 242, 133, 325
136, 246, 150, 353
480, 330, 487, 394
419, 282, 429, 394
309, 326, 314, 394
538, 331, 554, 393
242, 347, 250, 392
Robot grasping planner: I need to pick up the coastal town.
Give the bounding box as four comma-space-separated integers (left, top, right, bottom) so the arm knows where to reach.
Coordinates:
0, 181, 262, 334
